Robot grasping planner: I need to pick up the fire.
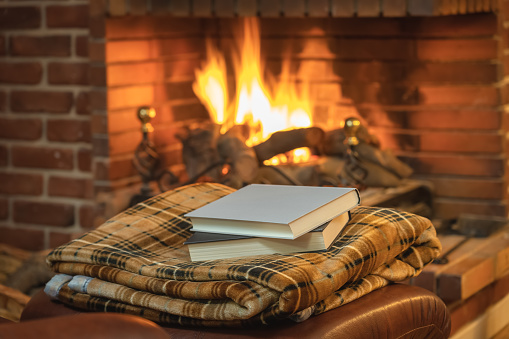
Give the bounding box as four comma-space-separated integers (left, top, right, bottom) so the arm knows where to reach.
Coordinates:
193, 18, 313, 165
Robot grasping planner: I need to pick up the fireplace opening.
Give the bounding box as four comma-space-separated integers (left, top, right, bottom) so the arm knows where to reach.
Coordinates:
96, 9, 502, 224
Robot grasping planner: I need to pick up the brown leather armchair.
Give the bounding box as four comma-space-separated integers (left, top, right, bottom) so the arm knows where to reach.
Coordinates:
0, 283, 450, 339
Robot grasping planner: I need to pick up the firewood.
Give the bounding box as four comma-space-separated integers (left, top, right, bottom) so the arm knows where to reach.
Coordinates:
253, 127, 325, 162
217, 133, 259, 185
176, 124, 222, 180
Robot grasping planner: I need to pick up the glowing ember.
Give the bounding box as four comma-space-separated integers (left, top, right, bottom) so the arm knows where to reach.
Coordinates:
193, 18, 314, 165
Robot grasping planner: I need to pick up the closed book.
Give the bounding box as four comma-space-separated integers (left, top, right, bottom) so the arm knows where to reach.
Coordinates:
185, 184, 360, 239
185, 211, 351, 261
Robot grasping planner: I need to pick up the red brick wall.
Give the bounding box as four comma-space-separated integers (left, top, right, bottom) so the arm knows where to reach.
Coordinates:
0, 0, 94, 250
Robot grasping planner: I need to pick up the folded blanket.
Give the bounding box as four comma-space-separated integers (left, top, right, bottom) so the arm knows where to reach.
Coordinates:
45, 182, 441, 327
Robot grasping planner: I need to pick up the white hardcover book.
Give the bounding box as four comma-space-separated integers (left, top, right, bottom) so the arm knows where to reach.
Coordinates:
185, 184, 360, 239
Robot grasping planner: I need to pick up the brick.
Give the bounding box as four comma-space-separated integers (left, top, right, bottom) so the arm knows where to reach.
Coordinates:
0, 35, 5, 55
151, 0, 170, 14
11, 91, 73, 114
46, 5, 89, 28
399, 154, 504, 177
48, 62, 89, 85
89, 16, 106, 38
419, 86, 498, 106
0, 117, 42, 140
49, 231, 80, 248
282, 0, 306, 16
76, 35, 89, 57
130, 0, 148, 15
168, 0, 190, 15
0, 91, 6, 112
12, 146, 74, 170
259, 0, 281, 16
79, 204, 101, 229
76, 91, 90, 115
89, 65, 106, 86
88, 42, 105, 62
91, 114, 108, 134
0, 172, 43, 195
90, 0, 108, 17
192, 0, 212, 16
0, 62, 42, 84
49, 176, 94, 199
89, 90, 107, 110
417, 39, 497, 61
10, 36, 71, 57
359, 109, 501, 130
374, 130, 502, 153
0, 227, 44, 251
0, 7, 41, 30
434, 198, 507, 219
0, 198, 7, 220
0, 146, 7, 167
92, 136, 109, 157
331, 0, 355, 16
308, 0, 330, 17
78, 148, 92, 172
14, 200, 74, 227
427, 177, 505, 200
109, 0, 127, 16
357, 0, 380, 16
383, 0, 407, 16
109, 157, 138, 180
237, 0, 257, 16
47, 119, 91, 143
214, 0, 234, 16
109, 131, 141, 155
94, 159, 109, 180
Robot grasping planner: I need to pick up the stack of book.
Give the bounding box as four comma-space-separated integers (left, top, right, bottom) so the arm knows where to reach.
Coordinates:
184, 184, 361, 261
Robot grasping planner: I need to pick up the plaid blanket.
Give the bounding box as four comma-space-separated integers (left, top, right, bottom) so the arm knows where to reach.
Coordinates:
45, 182, 441, 327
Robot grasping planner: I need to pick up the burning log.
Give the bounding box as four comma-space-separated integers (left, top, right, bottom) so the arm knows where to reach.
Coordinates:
217, 132, 259, 188
253, 127, 325, 162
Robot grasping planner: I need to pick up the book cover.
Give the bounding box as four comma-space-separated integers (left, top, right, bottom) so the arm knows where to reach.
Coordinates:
185, 184, 360, 239
185, 211, 351, 261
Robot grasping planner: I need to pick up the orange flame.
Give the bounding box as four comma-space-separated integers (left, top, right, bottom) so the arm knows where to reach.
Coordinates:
193, 18, 313, 164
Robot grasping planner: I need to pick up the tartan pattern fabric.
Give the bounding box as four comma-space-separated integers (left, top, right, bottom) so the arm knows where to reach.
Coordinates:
46, 182, 441, 327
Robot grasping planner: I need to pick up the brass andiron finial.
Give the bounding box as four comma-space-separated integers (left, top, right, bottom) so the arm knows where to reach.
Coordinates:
138, 106, 156, 135
343, 117, 361, 146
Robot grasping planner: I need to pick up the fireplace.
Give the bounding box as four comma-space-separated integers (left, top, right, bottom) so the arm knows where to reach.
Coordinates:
0, 0, 506, 250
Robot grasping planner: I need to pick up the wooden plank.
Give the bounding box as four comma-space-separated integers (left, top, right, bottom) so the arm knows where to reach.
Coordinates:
151, 0, 169, 14
449, 272, 509, 336
412, 234, 472, 292
438, 255, 494, 301
451, 291, 509, 339
436, 227, 509, 302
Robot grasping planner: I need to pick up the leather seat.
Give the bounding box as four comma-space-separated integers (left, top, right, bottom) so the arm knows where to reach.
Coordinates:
7, 283, 450, 339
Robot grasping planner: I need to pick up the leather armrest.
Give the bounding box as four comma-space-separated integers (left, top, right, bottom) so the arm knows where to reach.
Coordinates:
21, 283, 451, 339
0, 313, 170, 339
